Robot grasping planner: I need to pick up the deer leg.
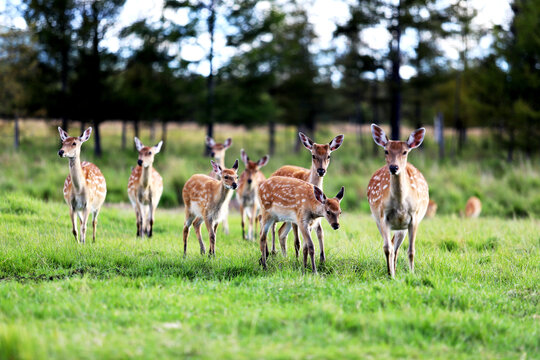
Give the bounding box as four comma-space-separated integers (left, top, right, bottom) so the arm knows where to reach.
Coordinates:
79, 209, 90, 245
240, 204, 246, 240
259, 216, 274, 270
69, 207, 78, 242
315, 220, 325, 263
293, 224, 301, 259
278, 222, 292, 257
222, 206, 230, 235
299, 225, 316, 274
393, 231, 407, 272
376, 221, 394, 278
91, 209, 100, 243
251, 207, 258, 243
147, 198, 154, 237
205, 218, 216, 257
183, 213, 195, 256
408, 221, 419, 273
193, 218, 205, 255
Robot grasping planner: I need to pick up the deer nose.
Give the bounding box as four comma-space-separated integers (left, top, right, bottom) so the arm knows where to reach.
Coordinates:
58, 150, 64, 157
317, 168, 326, 176
331, 223, 340, 230
138, 159, 143, 166
247, 179, 252, 184
389, 165, 399, 174
232, 182, 238, 190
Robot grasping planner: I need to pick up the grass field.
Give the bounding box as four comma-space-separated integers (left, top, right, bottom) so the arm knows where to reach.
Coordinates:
1, 193, 538, 359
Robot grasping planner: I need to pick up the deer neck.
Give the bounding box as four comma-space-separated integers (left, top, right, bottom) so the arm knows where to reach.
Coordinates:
309, 165, 324, 188
69, 156, 85, 193
215, 156, 225, 169
140, 165, 152, 189
215, 181, 232, 207
389, 167, 409, 205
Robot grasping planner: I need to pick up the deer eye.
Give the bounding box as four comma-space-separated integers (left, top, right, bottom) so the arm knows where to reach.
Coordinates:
148, 152, 152, 155
312, 155, 316, 159
326, 210, 330, 215
224, 176, 230, 180
403, 151, 407, 155
72, 142, 76, 146
384, 150, 388, 155
327, 156, 331, 160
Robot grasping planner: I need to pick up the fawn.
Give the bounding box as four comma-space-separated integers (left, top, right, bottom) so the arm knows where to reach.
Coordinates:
367, 124, 429, 277
465, 196, 482, 218
58, 127, 107, 244
206, 136, 233, 234
237, 149, 269, 240
127, 137, 163, 237
258, 176, 344, 273
182, 159, 239, 256
271, 132, 344, 261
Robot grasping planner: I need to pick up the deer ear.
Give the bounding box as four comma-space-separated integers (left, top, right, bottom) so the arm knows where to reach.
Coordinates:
240, 149, 249, 164
329, 134, 344, 151
298, 132, 314, 150
223, 138, 232, 149
231, 159, 239, 171
257, 155, 269, 167
58, 127, 69, 141
154, 140, 163, 154
211, 160, 222, 176
371, 124, 388, 147
336, 186, 345, 202
407, 128, 426, 149
206, 136, 216, 147
134, 137, 143, 151
313, 186, 326, 204
80, 127, 92, 143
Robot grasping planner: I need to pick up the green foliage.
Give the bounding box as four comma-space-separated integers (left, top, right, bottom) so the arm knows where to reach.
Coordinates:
0, 192, 538, 358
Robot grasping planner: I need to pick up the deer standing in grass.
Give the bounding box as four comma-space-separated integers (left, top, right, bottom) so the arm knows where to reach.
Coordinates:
465, 196, 482, 218
238, 149, 269, 241
271, 132, 344, 261
206, 136, 233, 234
258, 176, 344, 273
58, 127, 107, 244
127, 137, 163, 237
367, 124, 429, 277
182, 160, 239, 256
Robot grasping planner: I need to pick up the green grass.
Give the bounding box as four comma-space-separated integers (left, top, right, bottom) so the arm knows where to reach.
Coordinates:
0, 193, 538, 359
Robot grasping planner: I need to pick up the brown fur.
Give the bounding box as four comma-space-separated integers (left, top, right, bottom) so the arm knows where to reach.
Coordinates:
465, 196, 482, 218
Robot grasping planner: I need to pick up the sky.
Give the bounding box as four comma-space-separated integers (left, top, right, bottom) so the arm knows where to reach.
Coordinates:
1, 0, 513, 79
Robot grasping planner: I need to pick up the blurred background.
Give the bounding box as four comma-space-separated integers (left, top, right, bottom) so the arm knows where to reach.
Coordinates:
0, 0, 539, 217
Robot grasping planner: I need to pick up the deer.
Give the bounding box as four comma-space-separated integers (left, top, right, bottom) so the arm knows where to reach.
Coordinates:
425, 199, 438, 218
206, 136, 233, 235
57, 127, 107, 244
367, 124, 429, 278
465, 196, 482, 218
237, 149, 269, 241
270, 132, 344, 262
182, 159, 239, 256
258, 176, 344, 273
127, 137, 163, 238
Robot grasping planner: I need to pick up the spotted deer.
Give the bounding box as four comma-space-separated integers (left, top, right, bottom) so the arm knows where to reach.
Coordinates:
367, 124, 429, 277
127, 137, 163, 237
238, 149, 269, 241
271, 132, 344, 261
58, 127, 107, 244
258, 176, 344, 273
206, 136, 233, 234
182, 159, 239, 256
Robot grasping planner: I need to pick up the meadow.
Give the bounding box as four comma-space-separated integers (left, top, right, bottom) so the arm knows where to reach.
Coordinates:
0, 121, 539, 359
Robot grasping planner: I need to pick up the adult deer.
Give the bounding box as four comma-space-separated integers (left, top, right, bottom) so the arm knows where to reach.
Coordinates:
271, 132, 344, 261
206, 136, 233, 234
258, 176, 344, 273
367, 124, 429, 277
127, 137, 163, 237
182, 159, 239, 256
238, 149, 269, 241
58, 127, 107, 244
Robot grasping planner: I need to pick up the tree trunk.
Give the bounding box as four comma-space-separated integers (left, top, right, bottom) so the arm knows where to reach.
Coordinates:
150, 120, 156, 142
205, 0, 216, 156
435, 112, 444, 160
507, 128, 514, 163
268, 120, 275, 155
14, 116, 20, 150
371, 81, 380, 156
80, 120, 85, 135
161, 120, 167, 152
121, 120, 127, 149
454, 72, 465, 154
134, 119, 140, 139
389, 0, 402, 141
93, 119, 102, 157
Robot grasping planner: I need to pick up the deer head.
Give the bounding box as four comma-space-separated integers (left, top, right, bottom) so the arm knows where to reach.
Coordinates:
371, 124, 425, 175
58, 127, 92, 158
211, 159, 239, 190
206, 136, 232, 162
298, 132, 344, 177
134, 137, 162, 168
240, 149, 269, 189
313, 186, 345, 230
